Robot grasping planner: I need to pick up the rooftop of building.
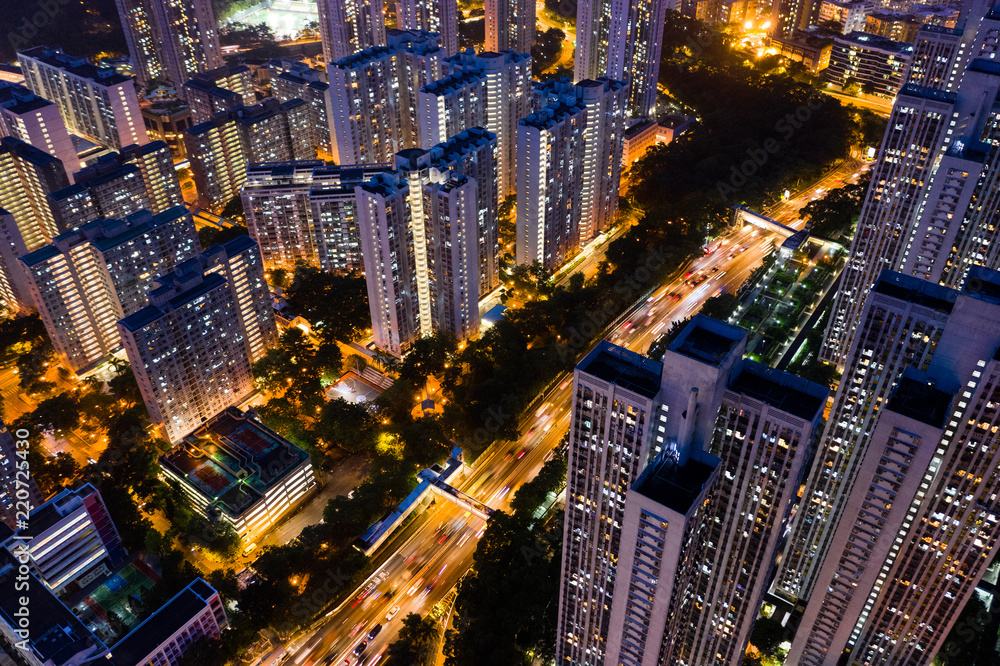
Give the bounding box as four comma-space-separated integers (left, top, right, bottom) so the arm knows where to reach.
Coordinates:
633, 450, 716, 515
0, 135, 62, 167
158, 408, 310, 519
422, 70, 485, 95
873, 269, 957, 311
728, 360, 828, 422
18, 46, 132, 86
360, 171, 407, 197
182, 78, 241, 101
969, 58, 1000, 76
624, 119, 658, 138
898, 82, 958, 103
110, 578, 218, 666
332, 46, 393, 69
836, 31, 914, 54
0, 556, 107, 665
118, 271, 227, 331
887, 369, 953, 428
963, 266, 1000, 305
429, 127, 496, 165
577, 340, 662, 399
2, 483, 100, 539
520, 102, 585, 129
193, 64, 250, 82
668, 315, 745, 367
0, 83, 53, 114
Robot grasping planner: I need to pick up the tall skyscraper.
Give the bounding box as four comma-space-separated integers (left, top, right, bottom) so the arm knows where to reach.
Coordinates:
517, 78, 626, 269
17, 47, 148, 150
183, 64, 255, 120
272, 70, 334, 160
397, 0, 459, 55
789, 266, 1000, 665
0, 136, 69, 252
0, 84, 79, 182
242, 160, 390, 272
485, 0, 535, 53
327, 30, 445, 165
317, 0, 386, 64
775, 271, 955, 603
113, 0, 224, 92
557, 319, 827, 666
442, 49, 532, 196
575, 0, 667, 117
360, 137, 492, 355
20, 207, 201, 374
118, 235, 276, 443
186, 98, 313, 207
821, 1, 1000, 365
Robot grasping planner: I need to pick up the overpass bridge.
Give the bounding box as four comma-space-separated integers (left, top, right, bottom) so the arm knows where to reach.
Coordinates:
731, 205, 798, 237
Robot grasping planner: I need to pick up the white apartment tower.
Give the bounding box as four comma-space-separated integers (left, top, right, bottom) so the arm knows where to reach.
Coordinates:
0, 84, 78, 183
114, 0, 224, 92
118, 235, 276, 443
485, 0, 535, 53
242, 160, 390, 272
821, 2, 1000, 365
328, 30, 445, 165
19, 207, 201, 375
360, 144, 486, 356
775, 271, 956, 603
559, 318, 828, 666
441, 49, 532, 196
575, 0, 668, 117
317, 0, 386, 64
517, 79, 626, 270
397, 0, 458, 55
790, 266, 1000, 665
18, 47, 148, 150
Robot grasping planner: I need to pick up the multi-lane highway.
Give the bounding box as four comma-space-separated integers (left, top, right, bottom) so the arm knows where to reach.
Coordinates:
284, 162, 870, 665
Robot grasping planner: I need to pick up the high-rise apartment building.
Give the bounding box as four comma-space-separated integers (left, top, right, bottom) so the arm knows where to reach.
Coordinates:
771, 0, 821, 37
327, 30, 445, 165
517, 78, 626, 270
20, 207, 201, 374
0, 84, 79, 182
183, 64, 254, 122
397, 0, 459, 55
186, 98, 313, 207
50, 140, 184, 229
775, 271, 955, 603
118, 235, 276, 443
317, 0, 386, 64
442, 49, 531, 196
360, 142, 487, 355
485, 0, 535, 52
271, 70, 333, 159
557, 319, 827, 666
821, 3, 1000, 365
575, 0, 667, 117
0, 483, 125, 595
0, 418, 43, 529
242, 160, 390, 272
18, 47, 148, 150
0, 210, 34, 313
826, 32, 913, 98
0, 136, 69, 252
789, 266, 1000, 665
114, 0, 224, 92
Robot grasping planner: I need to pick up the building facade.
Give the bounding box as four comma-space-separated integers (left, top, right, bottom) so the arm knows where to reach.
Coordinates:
18, 47, 148, 150
0, 136, 69, 252
826, 31, 913, 98
113, 0, 224, 92
0, 84, 79, 182
118, 236, 275, 443
0, 483, 125, 595
0, 210, 33, 313
20, 207, 201, 375
397, 0, 459, 55
485, 0, 535, 53
317, 0, 386, 64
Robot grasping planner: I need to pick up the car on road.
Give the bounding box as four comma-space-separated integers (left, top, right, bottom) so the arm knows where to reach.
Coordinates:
504, 449, 515, 461
517, 449, 527, 459
354, 641, 368, 656
386, 606, 400, 621
367, 625, 383, 640
350, 621, 365, 636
